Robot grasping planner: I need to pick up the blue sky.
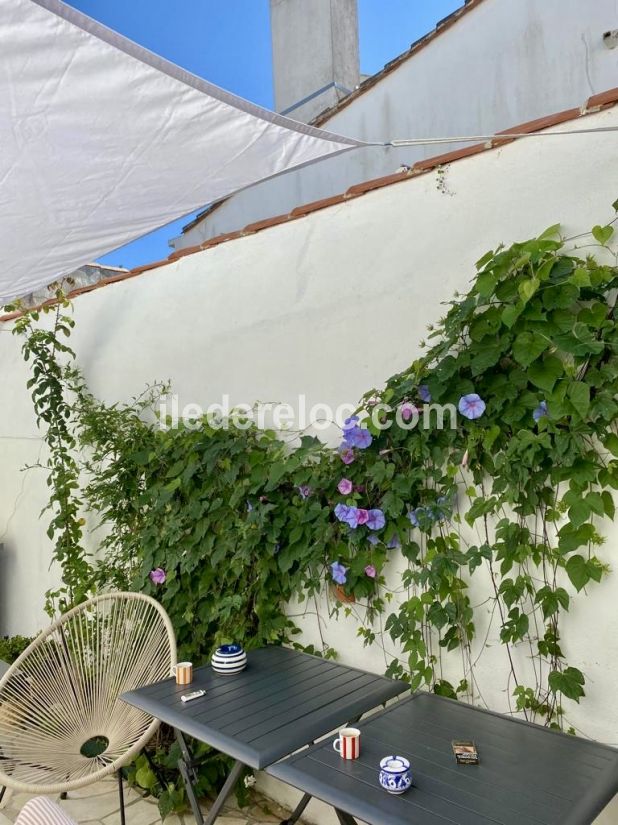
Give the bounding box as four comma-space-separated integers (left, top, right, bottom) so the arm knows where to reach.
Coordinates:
65, 0, 461, 269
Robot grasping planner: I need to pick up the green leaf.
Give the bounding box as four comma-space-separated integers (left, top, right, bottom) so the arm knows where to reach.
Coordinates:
501, 302, 524, 328
567, 382, 590, 420
604, 433, 618, 457
528, 355, 564, 393
518, 277, 540, 304
476, 271, 497, 298
135, 765, 158, 791
512, 332, 547, 367
592, 224, 614, 246
548, 667, 585, 702
566, 555, 590, 591
538, 223, 561, 240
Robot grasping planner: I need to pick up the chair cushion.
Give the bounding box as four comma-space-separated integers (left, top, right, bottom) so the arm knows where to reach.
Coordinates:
14, 797, 77, 825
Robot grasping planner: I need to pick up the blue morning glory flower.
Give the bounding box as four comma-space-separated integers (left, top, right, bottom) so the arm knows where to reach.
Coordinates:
533, 400, 548, 422
330, 561, 348, 585
458, 393, 486, 420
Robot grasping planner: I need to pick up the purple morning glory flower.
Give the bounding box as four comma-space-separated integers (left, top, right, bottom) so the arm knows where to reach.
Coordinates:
356, 508, 369, 525
408, 508, 420, 527
298, 484, 312, 499
343, 426, 373, 449
338, 478, 353, 495
342, 416, 359, 432
419, 385, 431, 403
367, 534, 381, 546
365, 564, 377, 579
458, 393, 486, 420
334, 503, 351, 523
367, 509, 386, 530
335, 505, 362, 529
387, 535, 401, 549
330, 561, 348, 585
399, 402, 419, 422
533, 400, 548, 422
338, 445, 355, 465
149, 568, 166, 585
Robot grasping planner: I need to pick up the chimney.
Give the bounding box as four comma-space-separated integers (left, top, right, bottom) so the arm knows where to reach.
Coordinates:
270, 0, 360, 123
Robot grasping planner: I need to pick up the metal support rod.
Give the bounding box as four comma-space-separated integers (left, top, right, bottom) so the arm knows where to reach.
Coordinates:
175, 730, 204, 825
203, 759, 244, 825
335, 810, 358, 825
280, 792, 311, 825
117, 771, 126, 825
0, 786, 6, 805
175, 729, 245, 825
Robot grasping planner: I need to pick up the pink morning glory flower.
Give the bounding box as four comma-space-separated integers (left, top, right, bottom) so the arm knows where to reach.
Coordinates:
458, 393, 486, 420
338, 478, 353, 495
149, 568, 166, 585
298, 485, 312, 499
330, 561, 348, 585
339, 445, 355, 465
365, 564, 377, 578
399, 402, 419, 421
367, 509, 386, 530
356, 508, 369, 525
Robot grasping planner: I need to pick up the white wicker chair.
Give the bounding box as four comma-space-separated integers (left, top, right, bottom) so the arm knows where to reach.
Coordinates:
0, 593, 177, 823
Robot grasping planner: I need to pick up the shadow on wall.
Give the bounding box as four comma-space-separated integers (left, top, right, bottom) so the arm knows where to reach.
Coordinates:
0, 543, 12, 635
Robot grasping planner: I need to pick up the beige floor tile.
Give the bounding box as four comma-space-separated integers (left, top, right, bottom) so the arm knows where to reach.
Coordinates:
0, 813, 13, 825
60, 789, 122, 821
102, 800, 160, 825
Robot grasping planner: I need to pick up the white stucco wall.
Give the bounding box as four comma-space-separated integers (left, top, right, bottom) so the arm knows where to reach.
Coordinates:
172, 0, 618, 250
2, 106, 618, 822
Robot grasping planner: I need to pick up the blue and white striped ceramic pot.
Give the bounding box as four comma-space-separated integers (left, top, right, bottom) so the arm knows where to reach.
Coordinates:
211, 643, 247, 674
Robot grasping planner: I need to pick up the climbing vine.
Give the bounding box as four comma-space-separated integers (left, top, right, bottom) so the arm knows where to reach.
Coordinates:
5, 209, 618, 810
4, 294, 90, 613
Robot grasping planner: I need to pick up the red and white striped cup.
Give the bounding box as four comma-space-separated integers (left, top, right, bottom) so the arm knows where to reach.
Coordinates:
333, 727, 361, 760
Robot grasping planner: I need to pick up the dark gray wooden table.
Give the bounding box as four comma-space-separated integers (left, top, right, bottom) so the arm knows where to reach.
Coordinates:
121, 645, 407, 825
267, 692, 618, 825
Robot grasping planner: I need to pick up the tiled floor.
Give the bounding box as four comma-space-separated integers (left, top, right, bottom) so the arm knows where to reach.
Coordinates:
0, 777, 298, 825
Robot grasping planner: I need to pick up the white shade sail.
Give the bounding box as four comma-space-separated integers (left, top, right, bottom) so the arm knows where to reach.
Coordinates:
0, 0, 362, 304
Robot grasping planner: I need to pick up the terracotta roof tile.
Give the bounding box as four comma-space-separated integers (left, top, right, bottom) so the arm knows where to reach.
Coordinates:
412, 142, 488, 171
346, 171, 411, 195
290, 194, 349, 216
586, 87, 618, 111
242, 214, 294, 234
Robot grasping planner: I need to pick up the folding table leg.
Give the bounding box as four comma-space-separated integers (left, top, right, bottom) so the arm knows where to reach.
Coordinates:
280, 791, 311, 824
203, 759, 244, 825
175, 730, 205, 825
174, 729, 245, 825
335, 810, 358, 825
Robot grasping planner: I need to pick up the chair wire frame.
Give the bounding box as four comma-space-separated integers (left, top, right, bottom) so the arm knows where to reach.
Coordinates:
0, 592, 177, 794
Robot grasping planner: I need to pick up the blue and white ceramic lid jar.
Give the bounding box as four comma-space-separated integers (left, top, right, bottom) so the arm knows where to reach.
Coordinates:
379, 755, 412, 795
211, 643, 247, 674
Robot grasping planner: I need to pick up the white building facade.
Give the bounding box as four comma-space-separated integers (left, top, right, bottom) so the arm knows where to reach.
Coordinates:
171, 0, 618, 250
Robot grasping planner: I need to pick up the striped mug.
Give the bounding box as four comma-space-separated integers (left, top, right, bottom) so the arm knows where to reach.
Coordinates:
333, 727, 361, 760
173, 661, 193, 685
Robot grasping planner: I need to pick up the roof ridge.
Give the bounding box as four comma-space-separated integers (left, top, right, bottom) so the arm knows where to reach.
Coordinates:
2, 86, 617, 323
311, 0, 487, 127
